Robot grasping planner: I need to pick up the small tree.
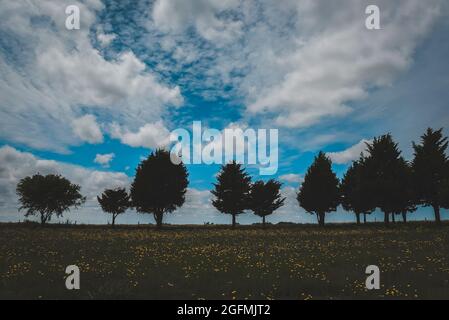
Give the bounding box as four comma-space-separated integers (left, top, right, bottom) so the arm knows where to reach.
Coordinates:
412, 128, 449, 224
211, 161, 251, 228
16, 174, 85, 225
249, 179, 285, 227
297, 152, 340, 227
341, 156, 374, 225
97, 188, 131, 227
131, 149, 189, 228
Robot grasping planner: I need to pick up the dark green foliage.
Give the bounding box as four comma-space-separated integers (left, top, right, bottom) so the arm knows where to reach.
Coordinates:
16, 174, 85, 225
412, 128, 449, 224
341, 156, 374, 224
249, 179, 285, 226
363, 134, 408, 224
211, 161, 251, 227
297, 152, 340, 226
97, 188, 131, 227
131, 149, 189, 228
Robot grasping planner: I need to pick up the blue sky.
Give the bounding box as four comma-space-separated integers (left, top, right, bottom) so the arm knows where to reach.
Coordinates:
0, 0, 448, 224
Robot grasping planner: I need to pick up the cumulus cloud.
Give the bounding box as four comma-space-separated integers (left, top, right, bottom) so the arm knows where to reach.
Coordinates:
0, 146, 129, 219
243, 0, 442, 128
110, 121, 171, 149
145, 0, 444, 131
94, 153, 115, 167
0, 0, 183, 152
279, 174, 303, 184
72, 115, 103, 144
327, 139, 372, 164
152, 0, 243, 44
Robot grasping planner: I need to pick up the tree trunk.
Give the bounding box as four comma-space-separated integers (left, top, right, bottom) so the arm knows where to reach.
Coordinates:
433, 205, 441, 224
154, 211, 163, 228
392, 213, 396, 223
318, 212, 325, 227
40, 212, 46, 225
384, 212, 390, 224
355, 212, 361, 225
112, 214, 116, 227
363, 213, 367, 224
402, 212, 407, 223
232, 214, 236, 228
262, 216, 266, 228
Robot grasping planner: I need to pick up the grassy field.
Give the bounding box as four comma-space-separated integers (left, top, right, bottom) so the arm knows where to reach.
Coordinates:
1, 222, 448, 300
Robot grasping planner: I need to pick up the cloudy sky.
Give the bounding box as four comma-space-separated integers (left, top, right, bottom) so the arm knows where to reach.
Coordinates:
1, 0, 448, 225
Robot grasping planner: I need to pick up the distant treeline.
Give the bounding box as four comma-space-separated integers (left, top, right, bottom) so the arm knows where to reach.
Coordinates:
16, 128, 448, 228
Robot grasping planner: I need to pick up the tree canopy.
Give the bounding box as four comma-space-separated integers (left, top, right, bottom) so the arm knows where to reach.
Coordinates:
97, 188, 131, 227
211, 161, 251, 227
341, 156, 374, 224
16, 174, 85, 225
131, 149, 189, 228
412, 128, 449, 223
297, 152, 340, 226
249, 179, 285, 226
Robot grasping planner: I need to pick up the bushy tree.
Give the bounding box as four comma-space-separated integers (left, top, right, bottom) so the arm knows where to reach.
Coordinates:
249, 179, 285, 227
412, 128, 449, 224
97, 188, 131, 227
297, 152, 340, 227
16, 174, 85, 225
341, 156, 374, 224
131, 149, 189, 228
363, 134, 408, 224
211, 161, 251, 227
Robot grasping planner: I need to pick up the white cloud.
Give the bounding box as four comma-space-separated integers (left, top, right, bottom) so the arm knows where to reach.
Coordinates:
279, 174, 303, 184
110, 121, 170, 149
96, 26, 116, 47
0, 0, 183, 152
0, 146, 129, 215
94, 153, 115, 167
152, 0, 243, 44
327, 139, 372, 164
146, 0, 444, 130
72, 115, 103, 144
243, 0, 442, 128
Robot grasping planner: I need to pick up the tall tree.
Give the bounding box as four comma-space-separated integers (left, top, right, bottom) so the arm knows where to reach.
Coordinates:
297, 152, 340, 227
211, 161, 251, 227
131, 149, 189, 228
249, 179, 285, 227
97, 188, 131, 227
16, 174, 85, 225
412, 128, 449, 224
341, 156, 374, 225
363, 134, 407, 224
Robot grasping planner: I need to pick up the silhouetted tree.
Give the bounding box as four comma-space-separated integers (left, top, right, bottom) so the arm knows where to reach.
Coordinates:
16, 174, 85, 225
297, 152, 340, 227
131, 149, 188, 228
97, 188, 131, 227
211, 161, 251, 227
249, 179, 285, 227
392, 161, 417, 223
363, 134, 407, 224
341, 156, 374, 225
412, 128, 449, 224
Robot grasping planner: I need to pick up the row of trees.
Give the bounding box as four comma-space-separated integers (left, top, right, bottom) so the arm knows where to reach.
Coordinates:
298, 128, 449, 226
16, 128, 448, 228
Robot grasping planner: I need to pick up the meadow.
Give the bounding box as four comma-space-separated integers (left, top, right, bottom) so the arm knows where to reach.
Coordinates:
0, 222, 448, 300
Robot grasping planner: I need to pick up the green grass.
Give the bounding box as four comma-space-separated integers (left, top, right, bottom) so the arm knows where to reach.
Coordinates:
1, 222, 448, 299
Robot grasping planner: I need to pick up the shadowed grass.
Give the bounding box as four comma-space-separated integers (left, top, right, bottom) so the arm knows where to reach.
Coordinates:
0, 222, 448, 299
